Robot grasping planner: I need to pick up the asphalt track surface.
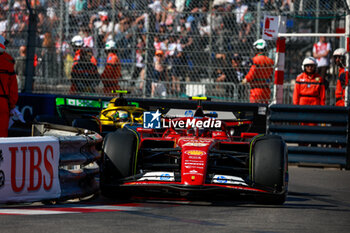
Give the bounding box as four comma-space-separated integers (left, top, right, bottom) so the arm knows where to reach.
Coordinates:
1, 166, 350, 233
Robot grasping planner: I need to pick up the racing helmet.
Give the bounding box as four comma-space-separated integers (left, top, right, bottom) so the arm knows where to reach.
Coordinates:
0, 35, 6, 53
115, 110, 129, 122
105, 40, 116, 50
301, 57, 318, 71
71, 35, 83, 47
333, 48, 346, 57
253, 39, 267, 50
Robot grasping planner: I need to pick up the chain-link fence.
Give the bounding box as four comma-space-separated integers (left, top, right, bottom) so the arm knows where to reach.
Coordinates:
1, 0, 349, 104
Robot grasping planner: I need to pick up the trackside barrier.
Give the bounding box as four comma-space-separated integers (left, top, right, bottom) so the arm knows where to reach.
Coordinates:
32, 123, 103, 202
0, 123, 102, 204
267, 104, 350, 169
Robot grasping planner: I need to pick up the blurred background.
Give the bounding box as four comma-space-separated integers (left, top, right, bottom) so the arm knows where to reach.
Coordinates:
1, 0, 348, 104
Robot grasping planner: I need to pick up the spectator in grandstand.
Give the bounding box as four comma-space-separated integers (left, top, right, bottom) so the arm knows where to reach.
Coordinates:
0, 9, 7, 36
228, 53, 246, 99
0, 35, 18, 137
14, 45, 27, 92
280, 0, 294, 12
313, 36, 331, 86
167, 35, 183, 95
37, 10, 51, 40
293, 57, 325, 106
261, 0, 278, 11
333, 48, 347, 106
148, 0, 164, 23
92, 11, 111, 51
14, 45, 39, 92
158, 24, 168, 41
184, 0, 202, 12
221, 3, 236, 51
46, 1, 58, 24
162, 1, 177, 26
214, 53, 228, 94
242, 39, 274, 104
10, 2, 28, 46
235, 0, 250, 43
71, 48, 100, 94
152, 49, 168, 98
82, 26, 94, 48
0, 0, 9, 11
179, 24, 193, 81
41, 32, 56, 81
101, 40, 121, 95
73, 0, 87, 17
135, 21, 146, 47
215, 53, 245, 100
133, 40, 146, 90
154, 35, 167, 52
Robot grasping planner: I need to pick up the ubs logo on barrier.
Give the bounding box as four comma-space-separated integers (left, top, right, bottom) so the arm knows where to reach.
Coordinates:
0, 150, 4, 188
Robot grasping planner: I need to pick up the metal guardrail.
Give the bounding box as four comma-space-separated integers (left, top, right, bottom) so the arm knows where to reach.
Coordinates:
267, 104, 350, 169
32, 123, 103, 201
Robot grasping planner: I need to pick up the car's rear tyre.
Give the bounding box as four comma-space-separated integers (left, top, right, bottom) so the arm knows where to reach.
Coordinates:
250, 135, 288, 205
100, 128, 138, 199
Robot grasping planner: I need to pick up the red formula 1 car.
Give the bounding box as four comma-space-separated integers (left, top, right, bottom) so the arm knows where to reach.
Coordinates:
100, 98, 288, 204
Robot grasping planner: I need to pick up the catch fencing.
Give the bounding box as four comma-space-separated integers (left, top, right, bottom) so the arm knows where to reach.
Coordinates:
2, 0, 349, 104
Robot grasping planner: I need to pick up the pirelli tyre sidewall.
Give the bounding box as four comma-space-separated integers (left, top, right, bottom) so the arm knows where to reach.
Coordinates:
100, 128, 138, 197
250, 134, 288, 204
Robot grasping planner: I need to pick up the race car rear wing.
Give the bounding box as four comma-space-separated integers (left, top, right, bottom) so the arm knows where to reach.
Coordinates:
128, 98, 268, 134
51, 96, 267, 134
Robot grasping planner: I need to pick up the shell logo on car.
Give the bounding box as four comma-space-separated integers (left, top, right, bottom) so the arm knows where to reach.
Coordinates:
185, 150, 206, 156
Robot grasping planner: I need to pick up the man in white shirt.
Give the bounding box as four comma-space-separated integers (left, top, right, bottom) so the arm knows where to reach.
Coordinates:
313, 36, 331, 83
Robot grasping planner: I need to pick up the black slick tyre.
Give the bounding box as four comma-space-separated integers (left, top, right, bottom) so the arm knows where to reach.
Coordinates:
250, 135, 288, 205
100, 128, 138, 198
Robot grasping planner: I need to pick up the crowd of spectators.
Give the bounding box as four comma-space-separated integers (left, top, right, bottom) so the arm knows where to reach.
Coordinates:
0, 0, 296, 97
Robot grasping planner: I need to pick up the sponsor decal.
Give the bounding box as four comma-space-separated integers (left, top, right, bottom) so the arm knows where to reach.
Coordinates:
181, 138, 213, 143
143, 110, 221, 129
184, 162, 204, 166
188, 156, 202, 160
160, 173, 171, 181
138, 172, 175, 181
183, 169, 204, 175
143, 110, 162, 129
216, 176, 228, 184
212, 175, 248, 186
184, 110, 194, 117
185, 150, 206, 156
0, 137, 61, 203
183, 142, 208, 147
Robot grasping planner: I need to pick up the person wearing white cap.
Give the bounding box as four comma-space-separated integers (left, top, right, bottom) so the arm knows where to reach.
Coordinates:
293, 57, 325, 106
242, 39, 274, 104
0, 35, 19, 137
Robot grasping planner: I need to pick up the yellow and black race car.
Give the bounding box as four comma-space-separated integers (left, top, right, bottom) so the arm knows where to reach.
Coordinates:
98, 90, 146, 130
50, 90, 146, 135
